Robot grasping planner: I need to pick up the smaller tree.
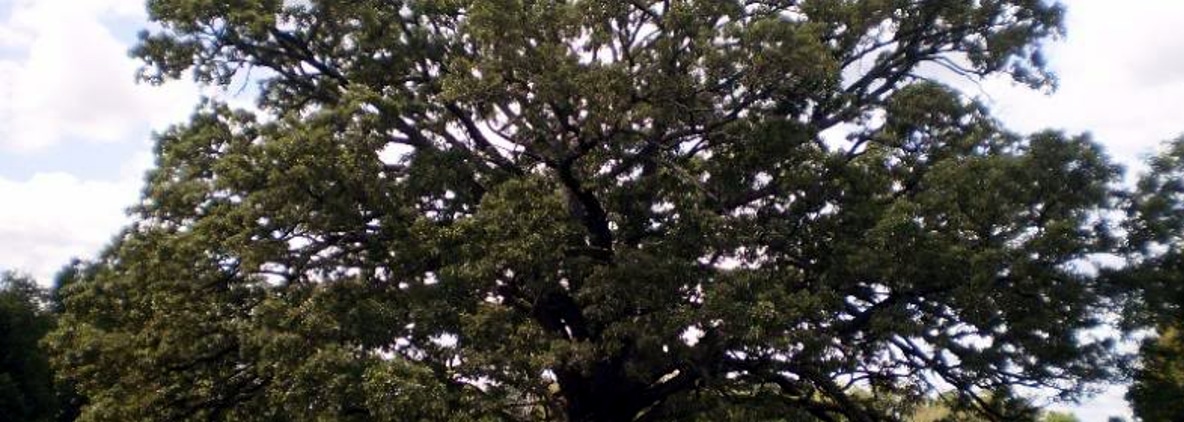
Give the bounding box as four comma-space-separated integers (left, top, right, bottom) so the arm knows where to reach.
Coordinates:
1116, 135, 1184, 422
1127, 326, 1184, 422
0, 271, 56, 421
910, 393, 1078, 422
0, 269, 85, 422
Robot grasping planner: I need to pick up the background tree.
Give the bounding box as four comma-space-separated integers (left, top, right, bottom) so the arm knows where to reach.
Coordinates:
0, 271, 66, 421
912, 400, 1078, 422
1126, 327, 1184, 422
49, 1, 1124, 421
1039, 411, 1080, 422
1116, 136, 1184, 422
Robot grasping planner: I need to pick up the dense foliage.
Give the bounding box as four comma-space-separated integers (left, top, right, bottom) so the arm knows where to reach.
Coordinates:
0, 272, 56, 421
47, 1, 1131, 421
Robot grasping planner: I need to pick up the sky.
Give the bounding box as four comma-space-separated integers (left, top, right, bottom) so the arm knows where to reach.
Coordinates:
2, 0, 1183, 419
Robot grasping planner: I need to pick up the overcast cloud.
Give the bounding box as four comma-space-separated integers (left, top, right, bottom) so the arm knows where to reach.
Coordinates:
2, 1, 1184, 419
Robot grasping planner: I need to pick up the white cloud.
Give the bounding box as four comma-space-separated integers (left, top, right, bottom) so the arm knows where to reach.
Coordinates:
0, 170, 141, 283
0, 0, 258, 284
0, 0, 199, 152
970, 1, 1184, 169
0, 0, 197, 283
1051, 388, 1131, 422
0, 0, 191, 282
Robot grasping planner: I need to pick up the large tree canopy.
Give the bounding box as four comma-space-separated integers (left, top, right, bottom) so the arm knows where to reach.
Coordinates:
49, 1, 1125, 421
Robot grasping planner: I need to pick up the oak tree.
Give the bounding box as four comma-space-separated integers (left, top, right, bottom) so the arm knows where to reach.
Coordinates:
49, 1, 1124, 421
